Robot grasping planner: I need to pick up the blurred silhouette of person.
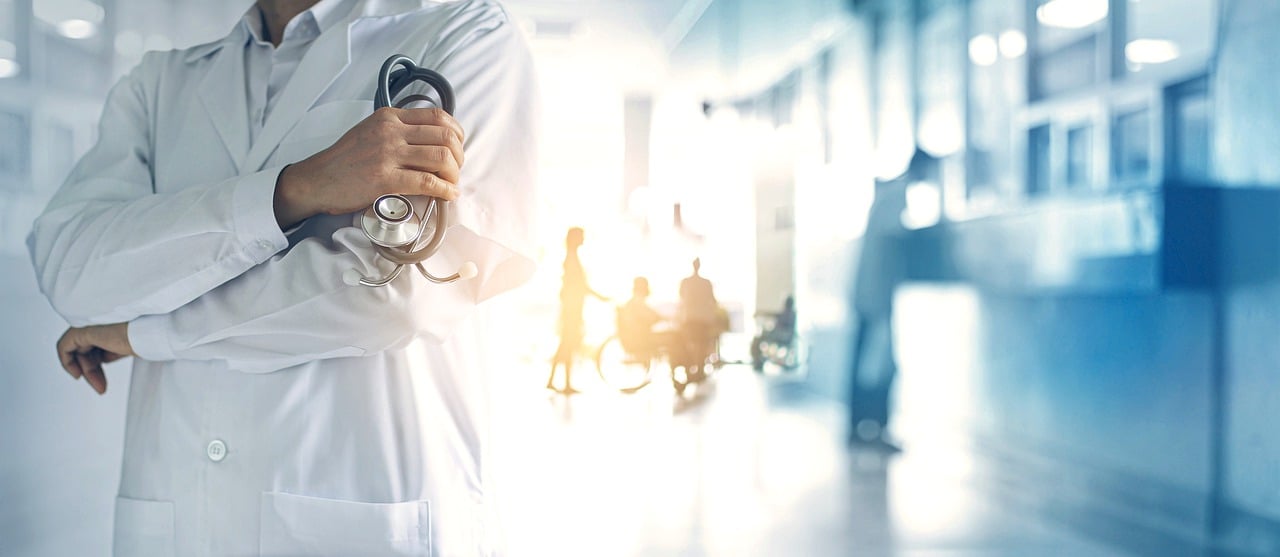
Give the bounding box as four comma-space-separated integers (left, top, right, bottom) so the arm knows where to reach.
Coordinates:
751, 295, 796, 371
548, 227, 607, 394
677, 258, 721, 379
618, 277, 664, 358
849, 147, 938, 451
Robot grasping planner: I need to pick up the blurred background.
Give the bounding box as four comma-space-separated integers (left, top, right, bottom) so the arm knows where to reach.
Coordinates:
2, 0, 1279, 555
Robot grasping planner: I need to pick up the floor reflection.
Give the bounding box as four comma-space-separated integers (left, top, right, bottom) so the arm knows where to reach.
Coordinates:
489, 363, 1125, 557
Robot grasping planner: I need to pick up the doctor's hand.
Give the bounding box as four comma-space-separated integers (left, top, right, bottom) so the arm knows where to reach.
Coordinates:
273, 107, 466, 229
56, 323, 134, 395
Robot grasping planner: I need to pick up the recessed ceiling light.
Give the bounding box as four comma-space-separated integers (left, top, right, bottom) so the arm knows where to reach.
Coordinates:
1126, 39, 1180, 64
969, 34, 998, 67
1036, 0, 1109, 29
999, 30, 1027, 58
57, 19, 97, 39
0, 59, 20, 79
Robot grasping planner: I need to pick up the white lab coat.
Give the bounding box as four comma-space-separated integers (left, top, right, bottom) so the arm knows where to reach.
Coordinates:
26, 0, 538, 555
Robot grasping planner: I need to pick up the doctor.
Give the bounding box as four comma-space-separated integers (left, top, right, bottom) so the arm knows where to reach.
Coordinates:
27, 0, 537, 555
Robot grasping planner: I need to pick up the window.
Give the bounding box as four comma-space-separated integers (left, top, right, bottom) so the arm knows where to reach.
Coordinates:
1028, 124, 1052, 196
1112, 108, 1152, 184
1020, 0, 1216, 196
1030, 0, 1108, 99
1165, 75, 1211, 181
1066, 124, 1093, 188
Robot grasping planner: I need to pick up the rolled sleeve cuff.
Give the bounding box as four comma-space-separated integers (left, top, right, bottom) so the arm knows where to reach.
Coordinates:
231, 166, 291, 262
129, 314, 175, 362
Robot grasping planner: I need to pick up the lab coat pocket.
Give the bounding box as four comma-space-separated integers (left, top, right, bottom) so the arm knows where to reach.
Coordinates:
259, 492, 431, 557
112, 496, 175, 557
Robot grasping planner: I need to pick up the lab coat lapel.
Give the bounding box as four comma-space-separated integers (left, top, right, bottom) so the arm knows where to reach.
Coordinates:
243, 19, 353, 171
197, 39, 250, 173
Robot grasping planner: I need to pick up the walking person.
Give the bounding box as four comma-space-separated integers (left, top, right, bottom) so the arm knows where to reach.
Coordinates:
547, 227, 607, 394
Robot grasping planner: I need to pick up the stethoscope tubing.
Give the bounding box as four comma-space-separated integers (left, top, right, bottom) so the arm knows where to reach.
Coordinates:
359, 54, 461, 287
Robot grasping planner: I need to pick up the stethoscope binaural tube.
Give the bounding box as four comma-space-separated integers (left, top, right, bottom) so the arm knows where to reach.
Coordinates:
355, 54, 475, 287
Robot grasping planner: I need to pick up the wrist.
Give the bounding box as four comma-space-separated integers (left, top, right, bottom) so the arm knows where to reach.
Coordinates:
273, 164, 316, 229
91, 323, 134, 357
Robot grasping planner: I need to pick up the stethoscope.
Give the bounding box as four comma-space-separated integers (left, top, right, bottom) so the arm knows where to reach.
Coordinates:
351, 54, 477, 287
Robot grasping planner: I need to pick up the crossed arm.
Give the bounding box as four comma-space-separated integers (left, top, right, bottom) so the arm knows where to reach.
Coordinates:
34, 23, 538, 393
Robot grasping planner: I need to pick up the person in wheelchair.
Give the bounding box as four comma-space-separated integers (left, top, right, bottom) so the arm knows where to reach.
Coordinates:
752, 295, 797, 371
617, 277, 664, 361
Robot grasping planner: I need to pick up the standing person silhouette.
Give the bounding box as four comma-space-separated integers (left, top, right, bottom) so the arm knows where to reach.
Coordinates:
548, 227, 606, 394
677, 258, 719, 380
849, 147, 937, 452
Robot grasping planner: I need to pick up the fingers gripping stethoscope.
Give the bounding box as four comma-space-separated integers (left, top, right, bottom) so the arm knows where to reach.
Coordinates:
352, 54, 477, 287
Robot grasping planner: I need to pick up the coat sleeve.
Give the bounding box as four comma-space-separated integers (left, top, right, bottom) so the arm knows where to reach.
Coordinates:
126, 18, 540, 373
27, 53, 291, 327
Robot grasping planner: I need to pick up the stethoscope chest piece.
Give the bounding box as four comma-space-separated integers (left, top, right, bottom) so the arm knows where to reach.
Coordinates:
361, 194, 423, 248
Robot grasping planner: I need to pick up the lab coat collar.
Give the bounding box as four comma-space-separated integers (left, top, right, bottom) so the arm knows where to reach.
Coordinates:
241, 17, 354, 171
181, 0, 439, 64
195, 24, 251, 171
183, 33, 238, 64
190, 0, 454, 171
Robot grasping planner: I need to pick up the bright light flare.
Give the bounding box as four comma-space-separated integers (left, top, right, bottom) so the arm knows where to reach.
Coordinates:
0, 39, 17, 79
902, 181, 942, 230
968, 34, 998, 67
1126, 39, 1180, 64
1036, 0, 1109, 29
999, 29, 1027, 58
56, 19, 97, 39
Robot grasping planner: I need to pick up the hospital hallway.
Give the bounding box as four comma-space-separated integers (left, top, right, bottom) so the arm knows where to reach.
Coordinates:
491, 367, 1130, 557
482, 284, 1212, 557
9, 0, 1280, 555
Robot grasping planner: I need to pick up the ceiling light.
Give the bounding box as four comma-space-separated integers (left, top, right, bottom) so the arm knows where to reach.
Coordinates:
1126, 39, 1179, 64
1036, 0, 1108, 29
999, 30, 1027, 58
0, 59, 20, 79
969, 34, 998, 66
57, 19, 97, 39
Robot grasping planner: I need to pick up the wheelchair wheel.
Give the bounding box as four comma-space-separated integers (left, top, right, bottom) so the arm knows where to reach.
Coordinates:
594, 336, 653, 393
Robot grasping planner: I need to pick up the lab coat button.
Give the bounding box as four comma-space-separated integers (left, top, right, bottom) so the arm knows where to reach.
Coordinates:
206, 439, 227, 462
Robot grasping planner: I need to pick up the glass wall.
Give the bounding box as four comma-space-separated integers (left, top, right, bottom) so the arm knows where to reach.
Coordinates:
950, 0, 1220, 213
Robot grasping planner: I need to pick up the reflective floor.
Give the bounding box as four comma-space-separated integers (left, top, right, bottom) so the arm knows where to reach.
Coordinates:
488, 361, 1127, 557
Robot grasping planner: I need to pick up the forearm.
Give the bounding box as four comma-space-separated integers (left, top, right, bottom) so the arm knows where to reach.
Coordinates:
127, 225, 508, 373
30, 167, 290, 326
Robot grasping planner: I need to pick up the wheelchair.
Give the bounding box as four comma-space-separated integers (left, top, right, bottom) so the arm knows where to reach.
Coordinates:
750, 313, 802, 372
594, 308, 723, 396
